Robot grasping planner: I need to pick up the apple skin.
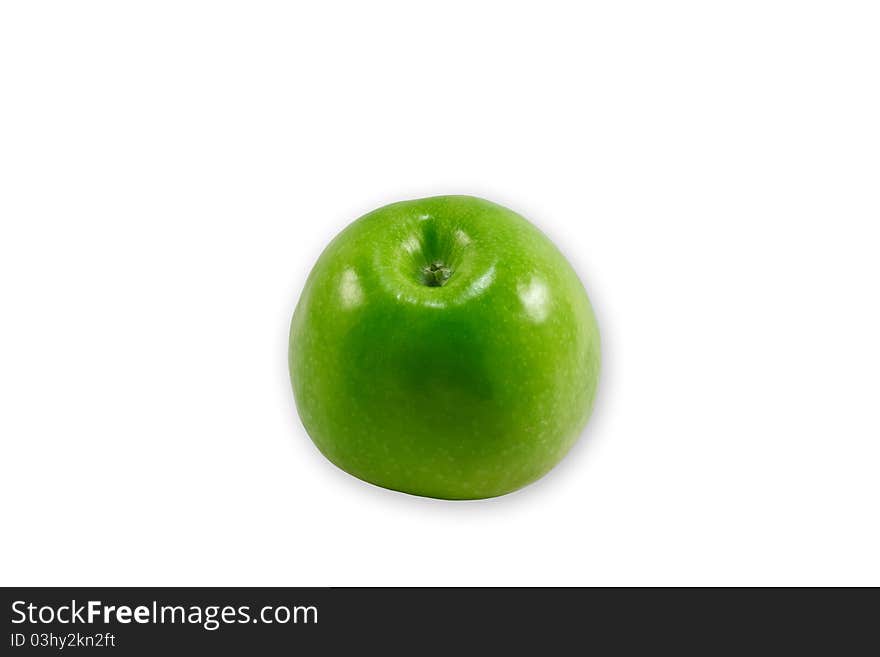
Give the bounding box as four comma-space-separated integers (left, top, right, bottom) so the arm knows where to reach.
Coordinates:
289, 196, 600, 499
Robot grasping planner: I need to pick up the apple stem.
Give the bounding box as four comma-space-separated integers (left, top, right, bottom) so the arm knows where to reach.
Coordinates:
422, 261, 452, 287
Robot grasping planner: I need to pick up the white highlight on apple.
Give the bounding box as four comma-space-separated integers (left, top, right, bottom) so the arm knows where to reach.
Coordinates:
401, 235, 421, 254
518, 276, 550, 322
458, 264, 495, 303
454, 229, 472, 246
339, 268, 364, 308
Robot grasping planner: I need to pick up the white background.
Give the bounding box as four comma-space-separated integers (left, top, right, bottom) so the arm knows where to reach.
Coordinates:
1, 2, 878, 586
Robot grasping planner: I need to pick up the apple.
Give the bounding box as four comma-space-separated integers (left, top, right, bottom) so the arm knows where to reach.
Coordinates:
289, 196, 600, 499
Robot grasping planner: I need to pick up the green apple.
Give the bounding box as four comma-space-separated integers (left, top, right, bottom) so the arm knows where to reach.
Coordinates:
289, 196, 600, 499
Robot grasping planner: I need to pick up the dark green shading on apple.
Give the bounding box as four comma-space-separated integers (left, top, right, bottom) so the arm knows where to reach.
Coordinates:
289, 196, 600, 500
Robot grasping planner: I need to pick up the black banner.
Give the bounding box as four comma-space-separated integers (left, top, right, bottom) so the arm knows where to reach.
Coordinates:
1, 587, 875, 653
